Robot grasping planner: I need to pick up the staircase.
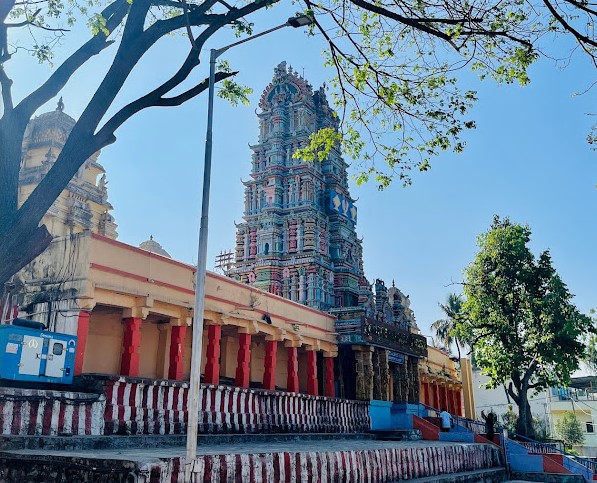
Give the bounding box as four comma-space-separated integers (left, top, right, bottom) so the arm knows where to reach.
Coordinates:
410, 407, 501, 448
410, 404, 597, 482
506, 434, 597, 482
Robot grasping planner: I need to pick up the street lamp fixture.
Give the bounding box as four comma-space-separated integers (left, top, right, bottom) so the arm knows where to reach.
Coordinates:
184, 14, 314, 478
287, 14, 315, 28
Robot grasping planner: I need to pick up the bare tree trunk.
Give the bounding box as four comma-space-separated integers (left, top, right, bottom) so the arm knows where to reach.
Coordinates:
0, 102, 55, 287
0, 223, 52, 287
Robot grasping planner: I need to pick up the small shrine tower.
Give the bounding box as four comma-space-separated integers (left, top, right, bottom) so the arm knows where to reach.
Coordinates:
19, 98, 118, 238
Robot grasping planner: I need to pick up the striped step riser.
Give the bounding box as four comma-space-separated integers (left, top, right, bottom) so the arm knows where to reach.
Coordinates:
103, 381, 370, 435
148, 445, 503, 483
0, 399, 105, 436
0, 380, 370, 436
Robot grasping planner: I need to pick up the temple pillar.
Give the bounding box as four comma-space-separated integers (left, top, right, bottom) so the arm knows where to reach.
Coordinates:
263, 339, 278, 390
391, 365, 400, 402
120, 317, 141, 377
433, 383, 441, 409
408, 357, 420, 402
423, 382, 430, 406
204, 325, 222, 385
372, 349, 382, 400
168, 325, 186, 380
286, 344, 299, 393
440, 384, 447, 410
324, 355, 335, 398
456, 390, 463, 416
74, 311, 90, 375
354, 346, 374, 400
378, 349, 390, 401
306, 349, 318, 396
397, 357, 408, 402
444, 385, 450, 409
235, 332, 251, 387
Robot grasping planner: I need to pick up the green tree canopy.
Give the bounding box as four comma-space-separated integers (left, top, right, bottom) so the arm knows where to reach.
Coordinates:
458, 216, 593, 437
1, 0, 596, 286
555, 411, 585, 449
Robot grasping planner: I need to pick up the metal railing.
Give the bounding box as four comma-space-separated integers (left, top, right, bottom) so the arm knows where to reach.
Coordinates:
409, 401, 493, 435
508, 431, 597, 476
517, 439, 565, 454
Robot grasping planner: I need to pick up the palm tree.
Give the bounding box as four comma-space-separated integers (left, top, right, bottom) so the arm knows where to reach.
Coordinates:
431, 293, 465, 360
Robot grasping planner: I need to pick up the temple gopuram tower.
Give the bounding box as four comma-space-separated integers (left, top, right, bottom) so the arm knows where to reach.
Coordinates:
228, 63, 427, 402
228, 62, 365, 311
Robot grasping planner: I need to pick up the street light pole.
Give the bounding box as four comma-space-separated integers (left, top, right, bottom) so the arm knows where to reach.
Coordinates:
185, 15, 313, 479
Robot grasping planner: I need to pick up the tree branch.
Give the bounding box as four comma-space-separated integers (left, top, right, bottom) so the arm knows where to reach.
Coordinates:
15, 0, 129, 120
5, 8, 41, 28
542, 0, 597, 49
348, 0, 457, 46
95, 70, 236, 148
563, 0, 597, 16
507, 381, 520, 404
0, 65, 13, 111
17, 0, 274, 230
0, 1, 15, 23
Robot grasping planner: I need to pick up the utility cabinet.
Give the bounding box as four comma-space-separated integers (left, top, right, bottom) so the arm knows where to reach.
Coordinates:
0, 323, 77, 384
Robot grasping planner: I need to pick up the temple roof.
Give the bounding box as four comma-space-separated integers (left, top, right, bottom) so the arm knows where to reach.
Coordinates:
139, 236, 171, 258
258, 61, 313, 110
23, 98, 76, 150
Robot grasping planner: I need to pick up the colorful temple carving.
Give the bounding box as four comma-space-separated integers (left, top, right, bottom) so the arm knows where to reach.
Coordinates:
228, 63, 428, 402
228, 62, 363, 311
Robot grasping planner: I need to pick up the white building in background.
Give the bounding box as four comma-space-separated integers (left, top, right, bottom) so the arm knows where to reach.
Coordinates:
472, 367, 551, 427
549, 377, 597, 457
473, 368, 597, 456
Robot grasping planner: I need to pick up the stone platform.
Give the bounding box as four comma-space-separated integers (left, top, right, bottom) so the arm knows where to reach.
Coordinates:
0, 436, 505, 482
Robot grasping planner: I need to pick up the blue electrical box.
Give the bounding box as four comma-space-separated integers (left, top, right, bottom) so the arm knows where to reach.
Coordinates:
0, 323, 77, 384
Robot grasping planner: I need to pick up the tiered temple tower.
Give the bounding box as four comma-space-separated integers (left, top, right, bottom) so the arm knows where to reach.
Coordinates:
229, 63, 427, 401
228, 62, 366, 311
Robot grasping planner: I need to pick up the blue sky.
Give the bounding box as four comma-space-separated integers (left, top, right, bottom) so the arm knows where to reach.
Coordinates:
9, 6, 597, 340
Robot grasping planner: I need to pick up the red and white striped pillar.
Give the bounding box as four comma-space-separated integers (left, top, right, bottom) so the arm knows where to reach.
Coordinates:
286, 344, 299, 393
235, 332, 251, 387
324, 355, 335, 398
306, 349, 318, 396
204, 324, 222, 385
74, 311, 90, 375
168, 324, 187, 380
262, 339, 278, 391
120, 317, 142, 377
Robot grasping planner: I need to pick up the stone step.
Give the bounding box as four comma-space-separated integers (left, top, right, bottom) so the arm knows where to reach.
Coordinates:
508, 472, 587, 482
407, 467, 507, 482
0, 431, 374, 451
0, 439, 504, 483
370, 429, 423, 441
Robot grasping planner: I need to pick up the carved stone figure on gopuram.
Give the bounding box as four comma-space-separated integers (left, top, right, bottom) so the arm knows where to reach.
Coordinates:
227, 62, 427, 401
